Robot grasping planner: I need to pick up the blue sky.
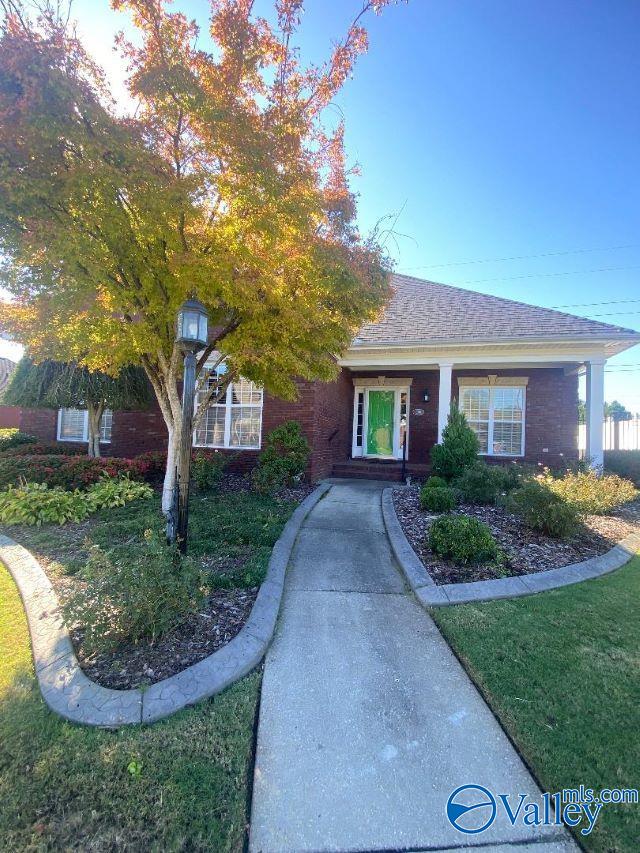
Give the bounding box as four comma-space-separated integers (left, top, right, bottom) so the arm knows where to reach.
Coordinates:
2, 0, 639, 409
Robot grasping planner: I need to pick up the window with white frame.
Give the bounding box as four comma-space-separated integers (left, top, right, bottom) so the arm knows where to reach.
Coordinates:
194, 365, 263, 450
459, 384, 525, 456
57, 408, 113, 443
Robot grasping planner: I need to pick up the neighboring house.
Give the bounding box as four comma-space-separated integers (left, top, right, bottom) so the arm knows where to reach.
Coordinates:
0, 357, 20, 428
17, 275, 640, 479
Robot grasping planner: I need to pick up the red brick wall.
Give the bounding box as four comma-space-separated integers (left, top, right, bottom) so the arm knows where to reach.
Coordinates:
14, 366, 579, 475
451, 368, 579, 467
0, 406, 21, 428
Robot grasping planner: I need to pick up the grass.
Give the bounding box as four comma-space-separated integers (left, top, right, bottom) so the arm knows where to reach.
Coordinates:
3, 487, 298, 588
0, 560, 261, 851
0, 486, 301, 850
433, 557, 640, 852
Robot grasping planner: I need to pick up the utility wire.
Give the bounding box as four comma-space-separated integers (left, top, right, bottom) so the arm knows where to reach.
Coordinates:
551, 298, 640, 309
401, 243, 640, 271
450, 265, 640, 286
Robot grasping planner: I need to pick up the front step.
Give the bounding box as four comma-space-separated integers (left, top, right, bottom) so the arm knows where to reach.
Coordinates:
331, 461, 405, 482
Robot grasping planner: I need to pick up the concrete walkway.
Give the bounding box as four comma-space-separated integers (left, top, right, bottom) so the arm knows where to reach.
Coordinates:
250, 481, 577, 853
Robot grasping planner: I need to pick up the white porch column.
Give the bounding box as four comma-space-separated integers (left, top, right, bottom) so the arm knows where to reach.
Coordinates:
437, 362, 454, 443
585, 358, 605, 469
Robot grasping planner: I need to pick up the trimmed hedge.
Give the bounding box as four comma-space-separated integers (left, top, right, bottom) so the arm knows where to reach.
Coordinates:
428, 515, 499, 565
420, 485, 456, 512
0, 454, 152, 490
604, 450, 640, 487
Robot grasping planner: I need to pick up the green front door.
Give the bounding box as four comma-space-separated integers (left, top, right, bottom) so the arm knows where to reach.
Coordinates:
366, 390, 395, 456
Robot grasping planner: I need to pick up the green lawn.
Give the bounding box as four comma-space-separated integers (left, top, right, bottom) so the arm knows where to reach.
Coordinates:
433, 557, 640, 853
0, 487, 300, 851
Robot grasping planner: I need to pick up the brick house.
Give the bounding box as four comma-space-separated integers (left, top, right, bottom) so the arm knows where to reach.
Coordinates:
17, 275, 640, 480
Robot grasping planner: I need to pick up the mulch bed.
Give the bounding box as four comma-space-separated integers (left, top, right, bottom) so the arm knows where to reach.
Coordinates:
70, 587, 259, 690
392, 486, 640, 585
6, 474, 316, 690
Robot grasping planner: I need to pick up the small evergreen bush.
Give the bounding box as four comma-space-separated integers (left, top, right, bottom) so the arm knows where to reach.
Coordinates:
0, 429, 37, 453
428, 515, 499, 565
430, 404, 479, 481
423, 475, 448, 490
506, 480, 579, 538
252, 421, 310, 494
453, 462, 518, 505
604, 450, 640, 486
420, 485, 457, 513
64, 528, 205, 651
544, 469, 637, 515
191, 450, 229, 491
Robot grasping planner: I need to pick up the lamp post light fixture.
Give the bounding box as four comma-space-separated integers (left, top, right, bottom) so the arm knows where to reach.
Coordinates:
168, 298, 209, 554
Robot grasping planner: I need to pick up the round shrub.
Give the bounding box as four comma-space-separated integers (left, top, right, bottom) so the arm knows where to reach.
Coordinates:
506, 480, 579, 539
424, 475, 448, 490
428, 515, 499, 565
0, 430, 38, 454
420, 485, 456, 513
252, 421, 310, 494
453, 462, 517, 505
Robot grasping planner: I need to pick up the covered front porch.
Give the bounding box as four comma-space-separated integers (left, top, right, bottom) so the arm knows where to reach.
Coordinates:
335, 341, 608, 479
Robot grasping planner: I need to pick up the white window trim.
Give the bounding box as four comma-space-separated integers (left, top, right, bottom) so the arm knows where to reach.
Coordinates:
57, 408, 112, 444
459, 384, 526, 457
193, 378, 263, 451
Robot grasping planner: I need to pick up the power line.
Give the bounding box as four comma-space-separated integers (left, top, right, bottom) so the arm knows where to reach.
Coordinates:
401, 243, 640, 271
551, 298, 640, 309
449, 265, 640, 286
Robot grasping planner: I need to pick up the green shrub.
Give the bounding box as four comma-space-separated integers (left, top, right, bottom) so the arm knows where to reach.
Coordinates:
86, 474, 153, 510
453, 462, 519, 505
0, 474, 153, 526
64, 529, 205, 651
506, 480, 579, 538
0, 453, 153, 490
0, 429, 37, 453
604, 450, 640, 486
191, 450, 229, 491
0, 481, 91, 526
430, 405, 479, 481
428, 515, 499, 565
544, 469, 637, 515
423, 475, 448, 490
0, 441, 70, 457
420, 485, 457, 513
251, 421, 310, 494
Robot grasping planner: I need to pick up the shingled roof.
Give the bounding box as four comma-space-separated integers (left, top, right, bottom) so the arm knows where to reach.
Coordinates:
354, 274, 640, 347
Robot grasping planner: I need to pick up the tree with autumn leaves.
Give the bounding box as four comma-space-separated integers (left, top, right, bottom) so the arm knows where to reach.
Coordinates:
0, 0, 400, 511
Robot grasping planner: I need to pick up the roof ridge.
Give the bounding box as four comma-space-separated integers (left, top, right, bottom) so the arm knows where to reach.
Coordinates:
389, 272, 640, 337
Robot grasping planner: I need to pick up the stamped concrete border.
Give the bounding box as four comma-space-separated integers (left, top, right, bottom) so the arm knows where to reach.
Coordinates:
0, 481, 330, 728
382, 488, 640, 607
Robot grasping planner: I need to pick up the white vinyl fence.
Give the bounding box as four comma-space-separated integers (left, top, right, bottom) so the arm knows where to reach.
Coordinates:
578, 415, 640, 452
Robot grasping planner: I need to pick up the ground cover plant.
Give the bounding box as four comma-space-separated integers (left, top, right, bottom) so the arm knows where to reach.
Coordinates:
433, 558, 640, 852
0, 560, 260, 851
0, 475, 152, 526
1, 483, 301, 687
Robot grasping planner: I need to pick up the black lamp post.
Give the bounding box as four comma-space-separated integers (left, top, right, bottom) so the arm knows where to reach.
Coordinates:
169, 298, 209, 554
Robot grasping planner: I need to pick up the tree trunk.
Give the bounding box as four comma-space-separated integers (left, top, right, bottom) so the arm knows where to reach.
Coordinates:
86, 404, 104, 458
162, 424, 180, 514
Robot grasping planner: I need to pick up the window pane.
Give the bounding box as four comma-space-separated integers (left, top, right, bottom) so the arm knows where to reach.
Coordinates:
229, 407, 261, 448
195, 405, 226, 447
231, 377, 262, 405
59, 408, 86, 442
468, 421, 489, 453
493, 387, 523, 422
356, 391, 364, 448
460, 388, 489, 422
493, 421, 523, 455
99, 409, 113, 443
